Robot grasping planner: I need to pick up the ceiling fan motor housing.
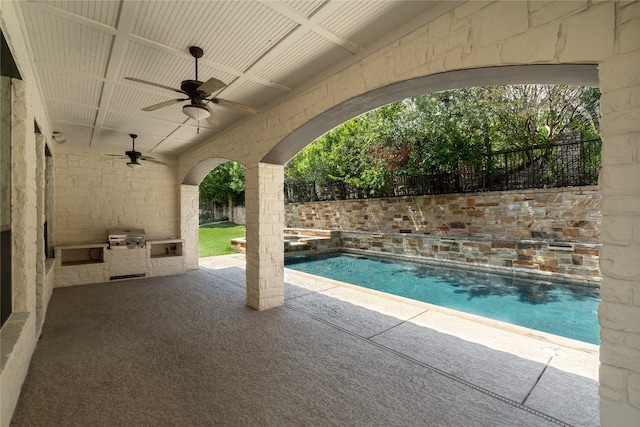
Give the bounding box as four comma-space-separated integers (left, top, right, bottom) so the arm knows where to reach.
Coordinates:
181, 80, 208, 99
189, 46, 204, 59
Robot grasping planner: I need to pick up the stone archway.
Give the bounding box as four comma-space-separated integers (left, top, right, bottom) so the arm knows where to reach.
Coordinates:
177, 3, 638, 423
180, 157, 242, 270
262, 64, 598, 164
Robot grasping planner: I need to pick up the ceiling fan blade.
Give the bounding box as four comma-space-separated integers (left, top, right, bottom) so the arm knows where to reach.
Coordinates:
205, 104, 220, 126
197, 77, 226, 96
125, 77, 185, 95
140, 156, 166, 165
142, 98, 187, 112
104, 154, 128, 159
209, 98, 260, 115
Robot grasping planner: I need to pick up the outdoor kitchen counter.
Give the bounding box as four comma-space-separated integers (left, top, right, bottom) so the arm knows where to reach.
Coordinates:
54, 239, 186, 287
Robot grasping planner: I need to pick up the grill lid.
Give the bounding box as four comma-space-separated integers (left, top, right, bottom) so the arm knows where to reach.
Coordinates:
108, 228, 146, 249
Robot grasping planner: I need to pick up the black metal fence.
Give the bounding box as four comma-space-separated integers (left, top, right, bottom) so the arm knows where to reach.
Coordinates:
285, 138, 601, 202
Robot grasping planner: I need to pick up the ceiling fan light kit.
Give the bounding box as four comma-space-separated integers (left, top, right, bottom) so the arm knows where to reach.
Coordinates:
182, 104, 210, 121
126, 161, 142, 170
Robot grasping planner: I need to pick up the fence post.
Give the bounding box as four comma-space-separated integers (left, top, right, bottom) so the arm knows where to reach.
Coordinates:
504, 152, 509, 190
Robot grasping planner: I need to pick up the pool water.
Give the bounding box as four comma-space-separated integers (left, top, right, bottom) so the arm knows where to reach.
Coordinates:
285, 253, 600, 345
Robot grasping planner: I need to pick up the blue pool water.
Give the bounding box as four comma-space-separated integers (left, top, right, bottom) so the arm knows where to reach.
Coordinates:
285, 253, 600, 345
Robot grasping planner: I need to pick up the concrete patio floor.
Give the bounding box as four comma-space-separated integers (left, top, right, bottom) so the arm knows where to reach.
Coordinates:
11, 254, 599, 426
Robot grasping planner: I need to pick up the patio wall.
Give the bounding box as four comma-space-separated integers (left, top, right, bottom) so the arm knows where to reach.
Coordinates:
286, 187, 601, 243
52, 148, 180, 245
340, 231, 600, 284
284, 187, 602, 283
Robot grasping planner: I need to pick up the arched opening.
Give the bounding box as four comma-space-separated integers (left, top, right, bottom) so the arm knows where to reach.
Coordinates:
282, 82, 602, 345
181, 157, 246, 268
176, 55, 637, 424
182, 158, 234, 186
262, 65, 598, 165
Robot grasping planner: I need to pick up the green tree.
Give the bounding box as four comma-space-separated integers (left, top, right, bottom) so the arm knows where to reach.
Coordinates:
200, 161, 245, 222
285, 84, 600, 201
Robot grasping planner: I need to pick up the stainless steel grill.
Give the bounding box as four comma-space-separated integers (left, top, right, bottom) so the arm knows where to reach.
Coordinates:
108, 228, 146, 249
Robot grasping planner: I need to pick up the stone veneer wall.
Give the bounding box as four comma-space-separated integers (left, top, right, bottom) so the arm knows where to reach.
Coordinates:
340, 232, 600, 284
285, 187, 602, 283
53, 148, 179, 245
286, 187, 601, 244
1, 78, 38, 427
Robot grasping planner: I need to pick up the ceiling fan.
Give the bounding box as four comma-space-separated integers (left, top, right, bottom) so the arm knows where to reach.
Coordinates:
105, 134, 166, 169
125, 46, 259, 125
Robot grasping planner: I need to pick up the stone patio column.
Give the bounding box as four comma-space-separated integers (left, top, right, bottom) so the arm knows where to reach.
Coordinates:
180, 184, 199, 271
598, 48, 640, 424
11, 78, 36, 313
35, 133, 46, 323
245, 162, 284, 310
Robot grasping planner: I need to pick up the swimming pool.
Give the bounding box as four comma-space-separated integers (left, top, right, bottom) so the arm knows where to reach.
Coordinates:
285, 253, 600, 344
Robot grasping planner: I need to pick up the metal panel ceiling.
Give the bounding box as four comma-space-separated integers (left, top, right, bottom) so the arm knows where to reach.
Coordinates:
14, 0, 448, 156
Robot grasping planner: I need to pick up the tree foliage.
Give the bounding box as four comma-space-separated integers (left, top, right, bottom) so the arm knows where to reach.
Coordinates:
199, 161, 245, 205
285, 84, 600, 201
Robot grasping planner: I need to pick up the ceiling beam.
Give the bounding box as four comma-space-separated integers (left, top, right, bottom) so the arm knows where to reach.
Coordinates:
90, 1, 139, 147
259, 1, 361, 55
21, 2, 118, 34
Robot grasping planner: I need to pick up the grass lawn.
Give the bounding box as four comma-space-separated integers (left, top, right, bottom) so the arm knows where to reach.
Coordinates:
199, 222, 246, 257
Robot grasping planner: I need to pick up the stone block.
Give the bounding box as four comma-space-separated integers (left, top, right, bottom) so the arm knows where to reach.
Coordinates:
453, 1, 487, 19
501, 22, 559, 63
600, 330, 640, 373
492, 242, 516, 249
599, 364, 626, 391
559, 3, 615, 62
470, 1, 529, 47
600, 303, 640, 334
628, 372, 640, 409
530, 1, 588, 26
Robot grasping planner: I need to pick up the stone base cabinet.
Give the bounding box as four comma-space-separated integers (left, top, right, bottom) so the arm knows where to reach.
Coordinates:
54, 239, 185, 287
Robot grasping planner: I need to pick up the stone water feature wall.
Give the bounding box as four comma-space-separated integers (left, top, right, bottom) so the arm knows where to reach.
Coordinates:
285, 187, 602, 283
286, 187, 601, 243
340, 232, 600, 283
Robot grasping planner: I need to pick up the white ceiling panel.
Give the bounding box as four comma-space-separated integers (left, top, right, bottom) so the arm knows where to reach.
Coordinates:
320, 1, 439, 47
132, 1, 297, 72
102, 112, 181, 138
152, 139, 201, 156
22, 4, 113, 76
15, 0, 447, 160
256, 31, 350, 88
39, 0, 122, 28
39, 67, 103, 107
48, 102, 97, 126
109, 84, 188, 124
281, 1, 325, 19
167, 125, 218, 142
217, 80, 282, 112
